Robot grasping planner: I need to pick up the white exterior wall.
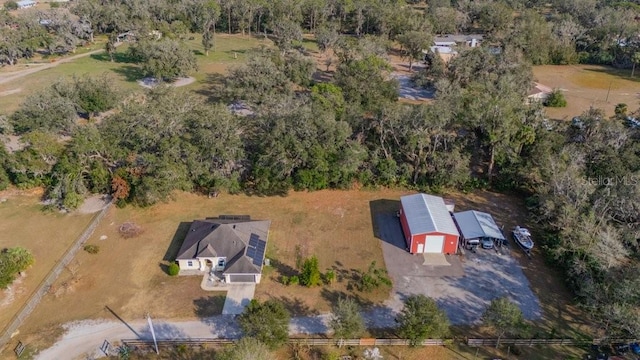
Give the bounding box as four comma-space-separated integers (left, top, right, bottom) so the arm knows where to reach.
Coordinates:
255, 274, 261, 284
177, 259, 201, 270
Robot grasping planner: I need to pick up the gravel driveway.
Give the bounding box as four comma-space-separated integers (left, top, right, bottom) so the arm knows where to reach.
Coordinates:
377, 212, 542, 325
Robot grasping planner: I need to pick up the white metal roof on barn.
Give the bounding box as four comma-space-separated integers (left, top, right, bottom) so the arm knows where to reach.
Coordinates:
400, 194, 459, 236
453, 210, 505, 241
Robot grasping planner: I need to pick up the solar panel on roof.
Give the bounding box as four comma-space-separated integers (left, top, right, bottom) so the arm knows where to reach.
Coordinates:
246, 247, 256, 259
253, 243, 266, 267
248, 234, 259, 247
219, 215, 250, 220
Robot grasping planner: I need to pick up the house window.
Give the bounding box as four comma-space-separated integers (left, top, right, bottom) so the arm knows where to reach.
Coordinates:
187, 261, 193, 267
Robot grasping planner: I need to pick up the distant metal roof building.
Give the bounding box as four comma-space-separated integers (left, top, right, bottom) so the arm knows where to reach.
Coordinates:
434, 34, 484, 44
16, 0, 36, 8
453, 210, 505, 241
400, 194, 459, 236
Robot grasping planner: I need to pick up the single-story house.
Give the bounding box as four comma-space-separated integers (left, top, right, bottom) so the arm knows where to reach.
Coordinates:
434, 34, 483, 48
426, 34, 484, 62
453, 210, 505, 246
528, 82, 553, 103
175, 216, 270, 284
16, 0, 36, 8
399, 193, 460, 254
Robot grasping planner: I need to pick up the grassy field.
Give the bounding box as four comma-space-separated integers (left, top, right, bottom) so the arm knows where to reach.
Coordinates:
0, 34, 272, 115
9, 188, 593, 359
533, 64, 640, 119
0, 189, 94, 331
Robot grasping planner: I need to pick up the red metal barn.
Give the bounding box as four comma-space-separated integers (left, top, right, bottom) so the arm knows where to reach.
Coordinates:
399, 194, 460, 254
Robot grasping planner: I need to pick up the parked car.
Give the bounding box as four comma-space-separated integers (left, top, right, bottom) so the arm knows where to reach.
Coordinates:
481, 237, 494, 249
613, 343, 630, 354
572, 117, 585, 129
625, 116, 640, 129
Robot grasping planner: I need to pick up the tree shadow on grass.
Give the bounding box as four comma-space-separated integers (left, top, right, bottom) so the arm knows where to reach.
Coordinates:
111, 65, 145, 83
277, 295, 318, 316
163, 222, 192, 262
90, 51, 136, 63
320, 288, 373, 309
269, 258, 298, 280
194, 295, 226, 318
194, 73, 227, 103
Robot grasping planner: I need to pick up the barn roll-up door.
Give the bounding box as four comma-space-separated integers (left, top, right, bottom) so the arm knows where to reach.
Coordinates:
424, 235, 445, 253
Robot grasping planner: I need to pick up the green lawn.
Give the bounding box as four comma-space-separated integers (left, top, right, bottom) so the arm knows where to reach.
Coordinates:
0, 33, 274, 115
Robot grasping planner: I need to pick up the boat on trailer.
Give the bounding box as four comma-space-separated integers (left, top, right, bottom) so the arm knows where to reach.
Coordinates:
512, 226, 534, 250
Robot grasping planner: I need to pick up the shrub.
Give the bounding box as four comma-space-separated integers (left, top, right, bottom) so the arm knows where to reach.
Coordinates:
356, 261, 391, 292
4, 1, 17, 10
324, 269, 336, 285
299, 256, 321, 287
0, 247, 34, 289
544, 89, 567, 107
289, 275, 299, 285
83, 244, 100, 254
280, 275, 290, 285
168, 263, 180, 276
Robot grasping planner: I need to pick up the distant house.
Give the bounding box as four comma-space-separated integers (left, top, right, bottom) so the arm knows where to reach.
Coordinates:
175, 216, 270, 284
453, 210, 505, 246
16, 0, 36, 8
528, 82, 553, 103
399, 193, 460, 255
425, 34, 484, 62
434, 34, 483, 48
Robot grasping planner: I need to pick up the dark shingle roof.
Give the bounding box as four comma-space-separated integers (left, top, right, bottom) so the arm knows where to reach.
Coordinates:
176, 218, 270, 274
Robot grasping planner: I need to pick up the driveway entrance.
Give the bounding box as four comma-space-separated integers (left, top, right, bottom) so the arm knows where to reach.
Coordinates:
222, 284, 256, 315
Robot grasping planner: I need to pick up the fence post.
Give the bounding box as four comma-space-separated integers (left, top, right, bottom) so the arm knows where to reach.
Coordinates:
0, 203, 111, 352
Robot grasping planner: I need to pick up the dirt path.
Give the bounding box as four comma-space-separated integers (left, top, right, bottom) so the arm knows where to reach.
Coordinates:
0, 48, 107, 86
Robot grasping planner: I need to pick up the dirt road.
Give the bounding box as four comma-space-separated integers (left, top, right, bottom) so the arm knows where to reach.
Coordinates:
36, 309, 396, 359
0, 48, 107, 86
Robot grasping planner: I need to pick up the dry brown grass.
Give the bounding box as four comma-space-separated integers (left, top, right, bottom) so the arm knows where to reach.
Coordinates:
0, 190, 94, 331
533, 64, 640, 120
16, 189, 410, 337
12, 188, 590, 360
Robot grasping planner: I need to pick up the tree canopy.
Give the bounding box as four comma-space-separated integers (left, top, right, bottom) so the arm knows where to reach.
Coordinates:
238, 299, 290, 349
396, 294, 450, 346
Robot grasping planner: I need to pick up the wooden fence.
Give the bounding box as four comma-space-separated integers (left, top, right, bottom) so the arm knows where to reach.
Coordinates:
121, 338, 445, 349
0, 203, 112, 352
122, 337, 638, 350
467, 338, 588, 347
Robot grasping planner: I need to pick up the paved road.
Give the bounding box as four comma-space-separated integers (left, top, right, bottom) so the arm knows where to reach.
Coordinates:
36, 308, 398, 360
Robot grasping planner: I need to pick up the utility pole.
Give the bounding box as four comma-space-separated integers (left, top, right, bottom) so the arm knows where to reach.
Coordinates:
146, 313, 159, 355
605, 81, 613, 103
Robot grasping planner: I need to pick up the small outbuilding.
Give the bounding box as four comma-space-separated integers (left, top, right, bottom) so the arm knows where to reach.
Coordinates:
16, 0, 36, 8
453, 210, 505, 245
399, 193, 460, 254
